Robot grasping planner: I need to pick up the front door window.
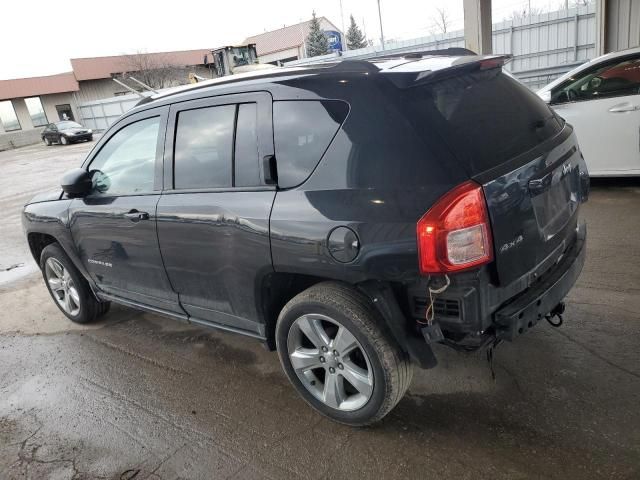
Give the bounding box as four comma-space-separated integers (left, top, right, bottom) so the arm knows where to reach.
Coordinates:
88, 117, 160, 196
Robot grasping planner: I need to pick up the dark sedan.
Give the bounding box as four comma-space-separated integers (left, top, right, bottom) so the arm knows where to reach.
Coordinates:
42, 121, 93, 146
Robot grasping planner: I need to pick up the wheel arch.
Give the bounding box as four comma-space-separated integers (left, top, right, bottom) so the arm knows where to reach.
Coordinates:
27, 232, 57, 265
258, 272, 328, 350
258, 273, 437, 368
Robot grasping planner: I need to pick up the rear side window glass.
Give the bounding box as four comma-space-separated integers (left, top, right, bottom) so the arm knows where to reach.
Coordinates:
174, 105, 235, 189
405, 70, 562, 175
235, 103, 261, 187
273, 100, 348, 188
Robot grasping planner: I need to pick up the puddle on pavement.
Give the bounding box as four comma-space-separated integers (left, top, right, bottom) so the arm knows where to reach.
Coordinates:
0, 262, 38, 285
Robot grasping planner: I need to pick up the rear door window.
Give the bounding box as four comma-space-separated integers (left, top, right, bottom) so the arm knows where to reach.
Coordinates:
174, 105, 235, 189
273, 100, 349, 188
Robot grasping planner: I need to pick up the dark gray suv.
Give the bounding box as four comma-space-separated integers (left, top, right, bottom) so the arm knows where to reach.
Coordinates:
23, 51, 588, 425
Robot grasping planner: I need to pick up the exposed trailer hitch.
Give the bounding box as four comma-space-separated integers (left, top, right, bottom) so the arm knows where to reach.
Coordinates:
545, 302, 565, 327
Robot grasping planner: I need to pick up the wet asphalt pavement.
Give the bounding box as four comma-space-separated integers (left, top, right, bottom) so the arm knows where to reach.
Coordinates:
0, 141, 639, 479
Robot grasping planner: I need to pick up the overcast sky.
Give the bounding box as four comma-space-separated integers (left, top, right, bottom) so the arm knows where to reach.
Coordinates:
1, 0, 573, 79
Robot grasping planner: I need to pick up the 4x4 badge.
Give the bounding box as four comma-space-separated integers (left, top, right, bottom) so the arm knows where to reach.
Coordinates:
499, 235, 524, 254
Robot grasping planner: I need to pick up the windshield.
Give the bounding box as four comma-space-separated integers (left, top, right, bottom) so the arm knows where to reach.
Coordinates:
230, 47, 251, 67
57, 121, 82, 130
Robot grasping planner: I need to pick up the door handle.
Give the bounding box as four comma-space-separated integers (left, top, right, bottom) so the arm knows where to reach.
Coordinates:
262, 155, 278, 185
124, 210, 150, 221
608, 103, 640, 113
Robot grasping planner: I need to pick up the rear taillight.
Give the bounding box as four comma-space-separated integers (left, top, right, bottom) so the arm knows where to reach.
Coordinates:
417, 181, 493, 275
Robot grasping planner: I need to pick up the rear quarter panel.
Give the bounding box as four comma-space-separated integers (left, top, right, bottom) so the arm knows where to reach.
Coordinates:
268, 76, 467, 283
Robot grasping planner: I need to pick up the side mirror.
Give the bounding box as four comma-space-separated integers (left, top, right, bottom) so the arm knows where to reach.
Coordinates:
61, 168, 92, 197
538, 90, 552, 104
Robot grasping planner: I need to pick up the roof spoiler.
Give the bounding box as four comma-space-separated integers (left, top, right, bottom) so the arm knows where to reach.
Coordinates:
374, 47, 477, 60
386, 54, 512, 89
328, 60, 380, 74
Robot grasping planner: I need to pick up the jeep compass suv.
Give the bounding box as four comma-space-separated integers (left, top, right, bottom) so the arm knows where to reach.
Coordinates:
23, 51, 588, 426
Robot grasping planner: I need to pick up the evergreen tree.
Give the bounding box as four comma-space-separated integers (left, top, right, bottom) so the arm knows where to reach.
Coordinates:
306, 12, 330, 57
346, 15, 367, 50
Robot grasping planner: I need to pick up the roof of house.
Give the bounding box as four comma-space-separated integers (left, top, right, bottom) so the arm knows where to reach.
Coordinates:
0, 72, 79, 101
244, 17, 340, 56
70, 49, 212, 81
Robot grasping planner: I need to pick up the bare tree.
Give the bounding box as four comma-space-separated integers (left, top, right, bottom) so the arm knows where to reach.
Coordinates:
118, 52, 185, 90
560, 0, 593, 8
508, 6, 544, 20
432, 7, 451, 34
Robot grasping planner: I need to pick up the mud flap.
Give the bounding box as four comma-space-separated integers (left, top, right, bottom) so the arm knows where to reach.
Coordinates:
360, 282, 438, 369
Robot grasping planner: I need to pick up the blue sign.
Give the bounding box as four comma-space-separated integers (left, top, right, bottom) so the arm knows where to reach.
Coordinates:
324, 30, 343, 52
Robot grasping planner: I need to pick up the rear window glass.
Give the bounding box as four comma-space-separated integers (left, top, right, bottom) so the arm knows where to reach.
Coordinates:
404, 69, 563, 174
273, 100, 349, 188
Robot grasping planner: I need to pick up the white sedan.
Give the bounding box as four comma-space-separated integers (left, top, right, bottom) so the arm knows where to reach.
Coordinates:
538, 47, 640, 176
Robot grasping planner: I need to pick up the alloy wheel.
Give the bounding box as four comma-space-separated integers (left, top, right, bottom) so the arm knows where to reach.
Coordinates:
45, 258, 80, 316
287, 313, 374, 411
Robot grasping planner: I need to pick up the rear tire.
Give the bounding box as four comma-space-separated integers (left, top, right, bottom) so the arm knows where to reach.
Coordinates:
40, 243, 107, 324
43, 137, 51, 146
276, 282, 413, 426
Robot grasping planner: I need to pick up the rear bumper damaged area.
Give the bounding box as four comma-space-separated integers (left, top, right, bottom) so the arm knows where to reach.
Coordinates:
493, 222, 586, 340
404, 222, 586, 359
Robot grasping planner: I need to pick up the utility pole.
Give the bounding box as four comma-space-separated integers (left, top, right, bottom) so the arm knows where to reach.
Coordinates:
300, 21, 307, 58
377, 0, 385, 49
339, 0, 348, 51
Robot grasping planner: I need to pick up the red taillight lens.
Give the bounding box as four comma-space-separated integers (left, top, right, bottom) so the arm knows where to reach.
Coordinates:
417, 181, 493, 275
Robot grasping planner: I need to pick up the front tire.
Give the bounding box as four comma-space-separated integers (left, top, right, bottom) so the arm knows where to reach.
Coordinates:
43, 137, 51, 146
276, 282, 413, 426
59, 135, 68, 145
40, 243, 107, 324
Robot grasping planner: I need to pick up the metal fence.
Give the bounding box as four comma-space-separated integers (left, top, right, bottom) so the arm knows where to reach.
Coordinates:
77, 93, 151, 131
77, 4, 597, 130
287, 4, 597, 91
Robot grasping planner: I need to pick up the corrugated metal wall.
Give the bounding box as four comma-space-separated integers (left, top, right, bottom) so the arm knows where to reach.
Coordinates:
77, 94, 147, 131
78, 4, 604, 129
288, 4, 597, 90
605, 0, 640, 52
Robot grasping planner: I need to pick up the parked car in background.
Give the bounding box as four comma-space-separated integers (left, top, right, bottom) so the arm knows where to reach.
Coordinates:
23, 51, 588, 425
538, 46, 640, 176
42, 121, 93, 146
